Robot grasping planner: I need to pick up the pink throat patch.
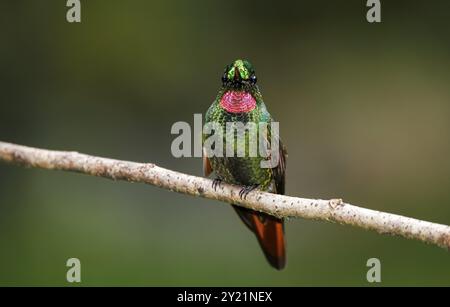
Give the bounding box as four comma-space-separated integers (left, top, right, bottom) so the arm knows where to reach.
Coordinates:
220, 91, 257, 113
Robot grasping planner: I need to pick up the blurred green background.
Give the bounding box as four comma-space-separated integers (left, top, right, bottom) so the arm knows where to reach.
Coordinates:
0, 0, 449, 286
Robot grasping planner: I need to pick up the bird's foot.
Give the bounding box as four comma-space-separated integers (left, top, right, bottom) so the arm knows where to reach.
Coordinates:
212, 178, 222, 191
239, 184, 259, 200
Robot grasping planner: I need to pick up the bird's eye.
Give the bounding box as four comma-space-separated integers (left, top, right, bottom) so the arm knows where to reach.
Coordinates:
250, 74, 257, 84
222, 73, 228, 83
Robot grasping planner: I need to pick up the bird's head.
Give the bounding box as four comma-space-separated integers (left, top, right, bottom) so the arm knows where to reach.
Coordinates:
218, 59, 259, 113
221, 59, 257, 91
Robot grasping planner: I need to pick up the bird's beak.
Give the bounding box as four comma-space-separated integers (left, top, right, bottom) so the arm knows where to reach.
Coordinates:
234, 67, 241, 81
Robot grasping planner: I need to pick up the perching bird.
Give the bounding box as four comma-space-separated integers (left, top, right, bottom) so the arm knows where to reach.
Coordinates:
202, 59, 287, 270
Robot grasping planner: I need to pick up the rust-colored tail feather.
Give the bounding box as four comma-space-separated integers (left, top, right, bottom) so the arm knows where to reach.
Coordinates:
233, 205, 286, 270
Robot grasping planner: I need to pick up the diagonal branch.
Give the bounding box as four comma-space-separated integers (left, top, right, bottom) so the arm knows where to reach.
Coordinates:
0, 140, 449, 250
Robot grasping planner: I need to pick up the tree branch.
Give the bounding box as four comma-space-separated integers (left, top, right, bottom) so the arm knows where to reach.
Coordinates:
0, 140, 449, 250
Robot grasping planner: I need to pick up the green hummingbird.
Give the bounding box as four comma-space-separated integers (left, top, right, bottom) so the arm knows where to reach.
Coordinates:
202, 59, 287, 270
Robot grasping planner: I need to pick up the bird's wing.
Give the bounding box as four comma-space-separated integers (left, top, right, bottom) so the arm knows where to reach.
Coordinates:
202, 147, 213, 177
273, 139, 287, 195
262, 117, 288, 195
258, 103, 287, 194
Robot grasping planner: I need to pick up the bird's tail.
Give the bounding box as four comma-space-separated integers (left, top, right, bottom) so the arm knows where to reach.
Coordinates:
232, 205, 286, 270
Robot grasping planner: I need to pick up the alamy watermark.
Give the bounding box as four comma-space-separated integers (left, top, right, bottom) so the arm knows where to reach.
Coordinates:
66, 0, 81, 23
366, 258, 381, 283
366, 0, 381, 23
66, 257, 81, 283
64, 1, 381, 25
171, 114, 280, 169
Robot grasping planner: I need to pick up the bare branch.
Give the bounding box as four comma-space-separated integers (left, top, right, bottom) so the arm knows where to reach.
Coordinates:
0, 141, 449, 250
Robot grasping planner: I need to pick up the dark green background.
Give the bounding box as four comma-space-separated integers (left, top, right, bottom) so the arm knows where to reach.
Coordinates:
0, 0, 449, 285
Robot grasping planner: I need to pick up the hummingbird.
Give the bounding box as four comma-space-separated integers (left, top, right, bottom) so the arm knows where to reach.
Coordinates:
202, 59, 287, 270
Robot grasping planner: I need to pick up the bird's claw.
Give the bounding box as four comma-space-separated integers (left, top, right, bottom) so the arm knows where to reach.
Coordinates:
212, 179, 222, 191
239, 185, 259, 200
